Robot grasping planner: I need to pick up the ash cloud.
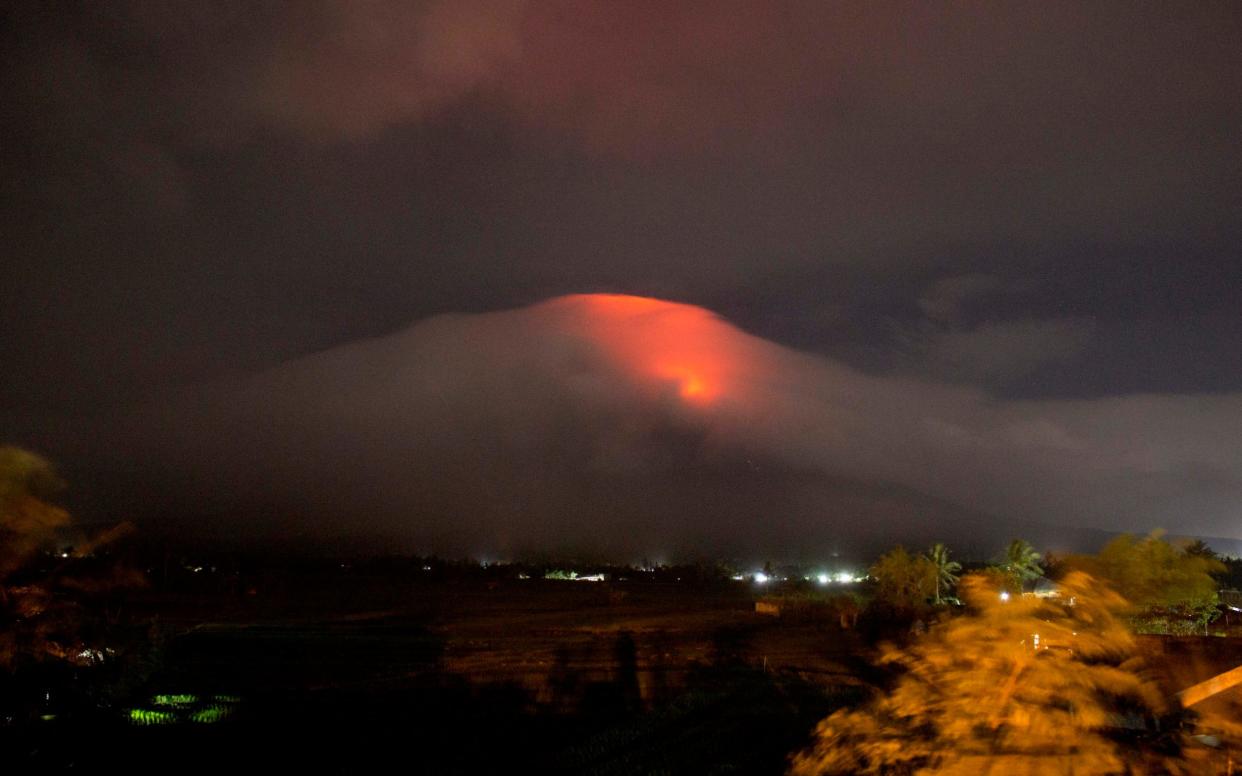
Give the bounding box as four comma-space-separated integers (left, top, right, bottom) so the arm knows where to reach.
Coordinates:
3, 4, 1241, 556
105, 296, 1242, 558
4, 2, 1241, 421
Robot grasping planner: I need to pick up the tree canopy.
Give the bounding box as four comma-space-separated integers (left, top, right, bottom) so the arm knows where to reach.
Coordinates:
1, 446, 139, 671
869, 546, 936, 610
0, 446, 70, 580
925, 543, 961, 605
790, 572, 1184, 775
1063, 532, 1223, 633
998, 539, 1043, 592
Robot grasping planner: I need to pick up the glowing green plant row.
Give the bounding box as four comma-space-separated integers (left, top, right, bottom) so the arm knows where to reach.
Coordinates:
189, 705, 230, 724
126, 693, 241, 725
128, 708, 177, 725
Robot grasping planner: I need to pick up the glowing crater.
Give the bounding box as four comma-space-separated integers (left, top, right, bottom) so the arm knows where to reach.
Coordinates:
546, 293, 755, 406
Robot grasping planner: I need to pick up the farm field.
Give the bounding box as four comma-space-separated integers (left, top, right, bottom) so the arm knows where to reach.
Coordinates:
9, 574, 1241, 774
10, 579, 869, 774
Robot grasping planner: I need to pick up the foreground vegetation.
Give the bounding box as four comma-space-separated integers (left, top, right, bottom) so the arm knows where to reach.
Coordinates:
4, 445, 1241, 773
791, 572, 1187, 774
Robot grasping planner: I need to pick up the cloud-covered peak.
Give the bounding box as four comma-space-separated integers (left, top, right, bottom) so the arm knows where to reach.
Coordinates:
99, 294, 1242, 557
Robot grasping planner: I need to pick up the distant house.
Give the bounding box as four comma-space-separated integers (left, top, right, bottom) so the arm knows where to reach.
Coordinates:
1220, 590, 1242, 611
1027, 577, 1060, 598
755, 600, 781, 617
1219, 590, 1242, 629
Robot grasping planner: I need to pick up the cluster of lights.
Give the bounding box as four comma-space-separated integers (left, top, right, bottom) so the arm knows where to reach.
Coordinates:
747, 570, 863, 585
543, 570, 607, 582
809, 571, 864, 584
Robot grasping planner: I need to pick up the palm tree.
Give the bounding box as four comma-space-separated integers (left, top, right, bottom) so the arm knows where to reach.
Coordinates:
925, 543, 961, 605
1000, 539, 1043, 593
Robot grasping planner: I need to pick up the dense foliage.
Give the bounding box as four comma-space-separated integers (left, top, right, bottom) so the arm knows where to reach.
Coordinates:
790, 572, 1185, 775
924, 543, 961, 606
868, 547, 936, 611
998, 539, 1044, 593
1, 446, 76, 668
0, 445, 149, 721
1064, 532, 1224, 634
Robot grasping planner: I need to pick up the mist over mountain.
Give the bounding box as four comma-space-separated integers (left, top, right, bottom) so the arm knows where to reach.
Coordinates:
57, 294, 1238, 560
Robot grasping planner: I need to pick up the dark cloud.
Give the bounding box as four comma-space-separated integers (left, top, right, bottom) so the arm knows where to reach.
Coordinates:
897, 316, 1096, 386
3, 3, 1241, 552
916, 274, 1026, 325
88, 296, 1242, 558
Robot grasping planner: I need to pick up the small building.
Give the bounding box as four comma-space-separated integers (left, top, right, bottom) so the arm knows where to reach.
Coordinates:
755, 600, 781, 617
1028, 576, 1060, 598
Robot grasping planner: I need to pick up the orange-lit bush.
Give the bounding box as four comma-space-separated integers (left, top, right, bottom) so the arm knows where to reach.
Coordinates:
1065, 531, 1224, 635
790, 572, 1187, 775
868, 546, 937, 611
0, 446, 142, 671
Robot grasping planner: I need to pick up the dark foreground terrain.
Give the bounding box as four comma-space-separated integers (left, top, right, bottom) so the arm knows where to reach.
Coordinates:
6, 567, 1241, 774
5, 574, 871, 774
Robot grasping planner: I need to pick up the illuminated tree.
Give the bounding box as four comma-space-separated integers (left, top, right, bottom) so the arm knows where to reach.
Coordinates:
869, 546, 936, 610
1182, 538, 1217, 560
0, 447, 69, 574
999, 538, 1043, 592
0, 446, 139, 673
1065, 531, 1224, 634
925, 543, 961, 605
0, 446, 73, 667
789, 572, 1185, 775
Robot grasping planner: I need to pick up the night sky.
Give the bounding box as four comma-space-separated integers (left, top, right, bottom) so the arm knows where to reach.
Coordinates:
3, 3, 1240, 557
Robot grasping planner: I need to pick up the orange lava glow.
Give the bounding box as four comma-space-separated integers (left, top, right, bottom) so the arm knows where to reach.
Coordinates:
677, 374, 707, 399
546, 293, 758, 406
